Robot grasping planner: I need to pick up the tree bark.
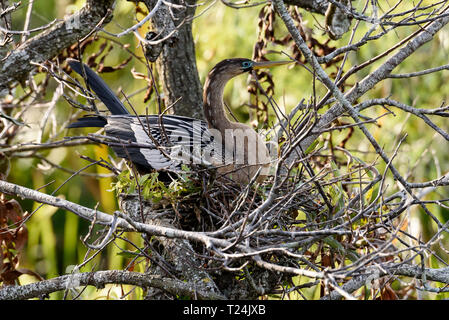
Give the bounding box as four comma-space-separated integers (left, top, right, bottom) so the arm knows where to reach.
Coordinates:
143, 0, 204, 119
284, 0, 329, 14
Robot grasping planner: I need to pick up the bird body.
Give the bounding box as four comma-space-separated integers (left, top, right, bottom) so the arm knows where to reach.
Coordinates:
68, 58, 290, 183
202, 59, 272, 183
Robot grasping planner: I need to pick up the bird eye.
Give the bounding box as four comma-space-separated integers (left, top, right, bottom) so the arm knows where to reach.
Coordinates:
242, 61, 253, 69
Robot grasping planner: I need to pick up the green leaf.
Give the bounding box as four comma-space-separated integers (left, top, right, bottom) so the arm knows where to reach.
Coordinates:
304, 140, 319, 155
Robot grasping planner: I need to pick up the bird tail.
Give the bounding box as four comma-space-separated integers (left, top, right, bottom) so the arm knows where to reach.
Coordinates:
67, 115, 107, 128
67, 59, 130, 115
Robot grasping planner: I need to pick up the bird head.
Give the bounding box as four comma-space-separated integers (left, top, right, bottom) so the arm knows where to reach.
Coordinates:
207, 58, 292, 80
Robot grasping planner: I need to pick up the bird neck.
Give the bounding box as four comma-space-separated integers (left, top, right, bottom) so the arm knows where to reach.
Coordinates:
202, 70, 234, 133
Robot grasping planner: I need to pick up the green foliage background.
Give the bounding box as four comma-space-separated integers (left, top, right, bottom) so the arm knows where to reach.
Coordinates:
5, 0, 449, 299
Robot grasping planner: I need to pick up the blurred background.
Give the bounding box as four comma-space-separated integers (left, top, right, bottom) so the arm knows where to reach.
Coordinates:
3, 0, 449, 299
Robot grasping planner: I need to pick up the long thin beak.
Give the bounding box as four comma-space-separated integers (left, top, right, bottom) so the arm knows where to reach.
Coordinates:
252, 60, 293, 69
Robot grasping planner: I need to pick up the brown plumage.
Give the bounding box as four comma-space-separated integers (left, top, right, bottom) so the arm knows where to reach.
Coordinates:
202, 58, 290, 183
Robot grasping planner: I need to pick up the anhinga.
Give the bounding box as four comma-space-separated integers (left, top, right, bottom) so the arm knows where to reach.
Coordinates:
67, 58, 290, 183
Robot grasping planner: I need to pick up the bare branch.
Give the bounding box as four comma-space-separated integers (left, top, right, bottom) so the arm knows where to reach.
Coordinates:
0, 270, 226, 300
0, 0, 116, 94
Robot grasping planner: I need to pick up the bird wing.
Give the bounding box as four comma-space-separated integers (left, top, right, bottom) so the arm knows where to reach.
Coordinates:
103, 115, 217, 171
